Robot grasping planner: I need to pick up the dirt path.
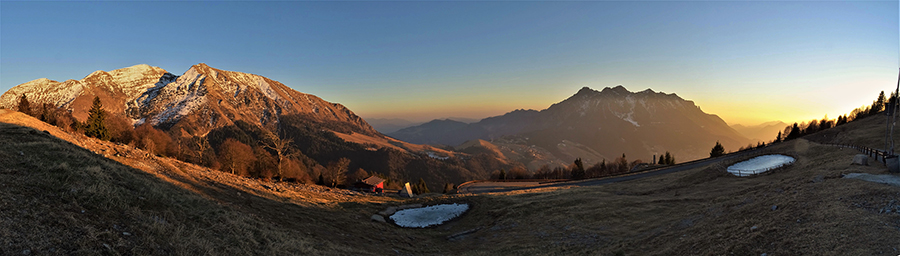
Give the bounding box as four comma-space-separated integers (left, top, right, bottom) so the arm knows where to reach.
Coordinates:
844, 173, 900, 187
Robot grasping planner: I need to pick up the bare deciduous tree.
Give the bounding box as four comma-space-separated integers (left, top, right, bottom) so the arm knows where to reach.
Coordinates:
323, 158, 350, 187
218, 138, 257, 175
260, 129, 298, 181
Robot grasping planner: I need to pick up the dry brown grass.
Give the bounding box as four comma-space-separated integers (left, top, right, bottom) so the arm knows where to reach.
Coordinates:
0, 111, 459, 255
435, 138, 900, 255
807, 113, 898, 150
2, 108, 900, 255
332, 131, 458, 157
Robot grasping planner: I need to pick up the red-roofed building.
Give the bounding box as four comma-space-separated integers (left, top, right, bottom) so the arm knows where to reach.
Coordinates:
353, 176, 384, 193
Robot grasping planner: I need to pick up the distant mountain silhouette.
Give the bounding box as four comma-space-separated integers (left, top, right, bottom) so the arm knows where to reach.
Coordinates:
391, 86, 751, 166
365, 118, 422, 134
731, 121, 788, 142
365, 117, 480, 134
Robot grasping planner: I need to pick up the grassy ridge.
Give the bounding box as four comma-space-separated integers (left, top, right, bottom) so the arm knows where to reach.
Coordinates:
0, 122, 331, 255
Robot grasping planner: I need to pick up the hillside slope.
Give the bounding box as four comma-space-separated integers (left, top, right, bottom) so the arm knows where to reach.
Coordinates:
3, 108, 899, 254
0, 109, 463, 254
447, 138, 900, 255
0, 110, 328, 254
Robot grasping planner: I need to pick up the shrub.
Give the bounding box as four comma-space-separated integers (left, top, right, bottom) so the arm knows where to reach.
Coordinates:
217, 138, 257, 175
134, 123, 172, 156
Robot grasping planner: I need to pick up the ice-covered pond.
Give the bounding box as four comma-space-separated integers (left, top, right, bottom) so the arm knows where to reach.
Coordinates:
390, 203, 469, 228
727, 154, 795, 177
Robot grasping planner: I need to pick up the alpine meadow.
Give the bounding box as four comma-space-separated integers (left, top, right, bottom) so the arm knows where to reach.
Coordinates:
1, 1, 899, 255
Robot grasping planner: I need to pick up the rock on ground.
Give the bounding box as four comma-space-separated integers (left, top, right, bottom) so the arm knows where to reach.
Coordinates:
851, 154, 868, 166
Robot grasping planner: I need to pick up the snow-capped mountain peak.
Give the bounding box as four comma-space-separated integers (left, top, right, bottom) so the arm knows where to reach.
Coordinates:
1, 63, 378, 136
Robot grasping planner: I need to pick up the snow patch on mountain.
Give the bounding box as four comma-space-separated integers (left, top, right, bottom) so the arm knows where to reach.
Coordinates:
139, 67, 210, 125
612, 96, 640, 127
109, 64, 154, 84
151, 92, 207, 126
615, 110, 640, 127
426, 151, 449, 160
0, 78, 86, 109
227, 72, 282, 101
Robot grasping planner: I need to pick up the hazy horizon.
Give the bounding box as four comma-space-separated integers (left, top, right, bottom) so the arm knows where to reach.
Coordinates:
2, 1, 898, 127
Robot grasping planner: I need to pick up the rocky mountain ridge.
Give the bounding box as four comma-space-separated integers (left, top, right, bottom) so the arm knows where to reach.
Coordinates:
1, 63, 510, 188
0, 64, 169, 120
1, 63, 378, 136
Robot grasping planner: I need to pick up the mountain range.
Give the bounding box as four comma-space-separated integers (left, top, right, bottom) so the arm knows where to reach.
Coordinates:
366, 117, 480, 134
1, 63, 376, 136
390, 86, 752, 166
2, 64, 757, 184
0, 64, 508, 188
730, 121, 788, 142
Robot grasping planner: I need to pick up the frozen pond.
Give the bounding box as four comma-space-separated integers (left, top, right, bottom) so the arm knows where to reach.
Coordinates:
727, 154, 795, 177
390, 203, 469, 228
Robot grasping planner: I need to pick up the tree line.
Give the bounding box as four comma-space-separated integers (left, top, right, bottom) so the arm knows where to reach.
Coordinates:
705, 90, 896, 157
709, 91, 898, 157
14, 95, 375, 186
15, 95, 509, 193
491, 152, 676, 181
775, 90, 894, 143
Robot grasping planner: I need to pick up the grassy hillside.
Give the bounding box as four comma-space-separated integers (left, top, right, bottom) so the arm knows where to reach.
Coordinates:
2, 108, 899, 255
0, 110, 458, 255
0, 118, 346, 254
806, 112, 900, 150
445, 139, 900, 255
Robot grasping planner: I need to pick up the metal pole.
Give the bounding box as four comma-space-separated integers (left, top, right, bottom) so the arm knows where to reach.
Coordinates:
891, 67, 900, 155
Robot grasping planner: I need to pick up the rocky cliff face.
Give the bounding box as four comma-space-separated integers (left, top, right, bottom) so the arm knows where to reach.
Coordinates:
1, 63, 378, 136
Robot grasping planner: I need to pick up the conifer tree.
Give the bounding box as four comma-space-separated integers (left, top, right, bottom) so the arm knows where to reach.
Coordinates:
664, 151, 675, 165
775, 131, 783, 143
871, 91, 886, 115
836, 115, 847, 126
84, 96, 110, 140
571, 158, 586, 179
786, 123, 801, 140
416, 178, 429, 194
710, 141, 726, 158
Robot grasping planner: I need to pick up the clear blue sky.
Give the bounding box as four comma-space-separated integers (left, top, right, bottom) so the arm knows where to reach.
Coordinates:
2, 1, 897, 125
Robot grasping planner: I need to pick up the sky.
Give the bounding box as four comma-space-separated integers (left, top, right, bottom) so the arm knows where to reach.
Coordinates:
1, 1, 898, 126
